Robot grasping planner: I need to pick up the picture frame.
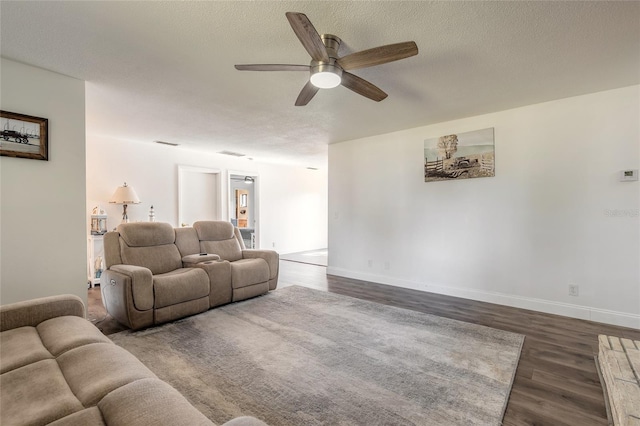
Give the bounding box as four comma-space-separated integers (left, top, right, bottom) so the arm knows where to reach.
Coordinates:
0, 110, 49, 161
424, 127, 494, 182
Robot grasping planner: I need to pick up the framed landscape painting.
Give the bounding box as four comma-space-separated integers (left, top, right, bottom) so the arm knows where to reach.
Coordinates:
0, 111, 49, 161
424, 127, 494, 182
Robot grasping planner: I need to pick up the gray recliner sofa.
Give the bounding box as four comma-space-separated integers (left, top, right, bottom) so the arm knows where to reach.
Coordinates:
101, 221, 278, 330
0, 294, 268, 426
190, 221, 278, 302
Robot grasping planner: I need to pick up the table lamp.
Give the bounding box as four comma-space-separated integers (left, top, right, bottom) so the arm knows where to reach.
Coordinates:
109, 182, 141, 223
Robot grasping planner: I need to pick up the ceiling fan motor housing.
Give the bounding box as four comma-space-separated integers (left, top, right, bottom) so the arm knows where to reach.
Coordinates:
310, 34, 343, 88
321, 34, 342, 58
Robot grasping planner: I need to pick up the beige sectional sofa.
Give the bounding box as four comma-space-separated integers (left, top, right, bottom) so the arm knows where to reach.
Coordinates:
0, 294, 267, 426
101, 221, 278, 330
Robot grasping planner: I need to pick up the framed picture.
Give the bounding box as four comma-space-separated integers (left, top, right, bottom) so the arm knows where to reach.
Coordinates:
0, 110, 49, 161
424, 127, 494, 182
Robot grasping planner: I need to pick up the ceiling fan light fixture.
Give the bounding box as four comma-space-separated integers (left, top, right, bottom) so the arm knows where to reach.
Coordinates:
310, 62, 343, 89
310, 71, 341, 89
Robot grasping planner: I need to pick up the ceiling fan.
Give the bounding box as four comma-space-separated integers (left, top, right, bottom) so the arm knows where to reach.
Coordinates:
235, 12, 418, 106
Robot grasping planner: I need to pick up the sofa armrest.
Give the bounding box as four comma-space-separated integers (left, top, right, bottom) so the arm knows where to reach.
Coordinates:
182, 253, 220, 266
109, 264, 154, 311
242, 250, 279, 279
0, 294, 85, 332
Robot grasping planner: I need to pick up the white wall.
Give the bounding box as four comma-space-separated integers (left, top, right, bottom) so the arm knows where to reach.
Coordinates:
329, 86, 639, 328
86, 136, 327, 254
0, 58, 87, 306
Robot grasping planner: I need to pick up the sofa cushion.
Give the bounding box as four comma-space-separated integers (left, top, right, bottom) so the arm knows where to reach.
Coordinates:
232, 282, 269, 302
0, 359, 84, 425
98, 378, 213, 426
37, 315, 113, 356
153, 268, 210, 309
0, 326, 53, 374
175, 226, 201, 256
222, 416, 267, 426
194, 221, 243, 261
57, 343, 156, 406
48, 407, 106, 426
230, 258, 269, 289
118, 222, 176, 247
117, 222, 183, 274
223, 416, 270, 426
120, 242, 183, 275
200, 239, 243, 262
193, 220, 235, 241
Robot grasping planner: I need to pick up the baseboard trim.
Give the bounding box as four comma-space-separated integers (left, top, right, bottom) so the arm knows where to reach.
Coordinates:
326, 267, 640, 329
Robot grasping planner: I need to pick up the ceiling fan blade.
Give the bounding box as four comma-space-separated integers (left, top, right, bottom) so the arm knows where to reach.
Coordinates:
337, 41, 418, 71
341, 72, 388, 102
295, 81, 320, 106
235, 64, 310, 72
285, 12, 329, 62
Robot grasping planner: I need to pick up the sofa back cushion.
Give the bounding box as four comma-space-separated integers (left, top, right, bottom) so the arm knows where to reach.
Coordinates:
117, 223, 182, 274
174, 227, 200, 257
193, 221, 243, 262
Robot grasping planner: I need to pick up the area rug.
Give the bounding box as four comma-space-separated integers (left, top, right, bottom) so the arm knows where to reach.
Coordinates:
110, 286, 524, 425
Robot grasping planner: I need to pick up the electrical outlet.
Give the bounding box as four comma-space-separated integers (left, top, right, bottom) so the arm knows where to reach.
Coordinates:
272, 242, 276, 248
568, 284, 579, 296
384, 261, 390, 270
367, 260, 373, 268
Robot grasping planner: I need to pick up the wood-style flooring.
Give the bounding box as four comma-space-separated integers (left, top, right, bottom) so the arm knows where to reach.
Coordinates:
88, 260, 640, 426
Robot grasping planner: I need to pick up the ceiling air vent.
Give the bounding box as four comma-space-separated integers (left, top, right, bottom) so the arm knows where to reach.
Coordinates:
154, 140, 179, 147
218, 150, 246, 157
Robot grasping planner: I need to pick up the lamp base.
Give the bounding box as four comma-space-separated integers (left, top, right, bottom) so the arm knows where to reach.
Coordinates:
121, 204, 129, 224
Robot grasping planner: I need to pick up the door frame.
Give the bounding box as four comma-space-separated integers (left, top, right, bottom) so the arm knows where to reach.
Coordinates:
227, 170, 259, 248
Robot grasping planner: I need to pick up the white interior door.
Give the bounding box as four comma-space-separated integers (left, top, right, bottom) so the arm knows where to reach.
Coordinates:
178, 166, 221, 227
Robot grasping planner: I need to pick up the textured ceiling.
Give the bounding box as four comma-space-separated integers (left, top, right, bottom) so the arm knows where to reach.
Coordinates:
1, 1, 639, 168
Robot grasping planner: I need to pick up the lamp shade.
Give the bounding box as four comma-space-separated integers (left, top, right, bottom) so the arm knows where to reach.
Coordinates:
109, 182, 140, 204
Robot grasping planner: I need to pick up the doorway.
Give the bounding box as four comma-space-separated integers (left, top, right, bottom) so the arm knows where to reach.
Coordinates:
229, 173, 258, 248
178, 166, 222, 227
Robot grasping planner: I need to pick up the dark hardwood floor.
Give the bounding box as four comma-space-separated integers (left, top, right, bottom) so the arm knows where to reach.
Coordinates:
89, 260, 640, 426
